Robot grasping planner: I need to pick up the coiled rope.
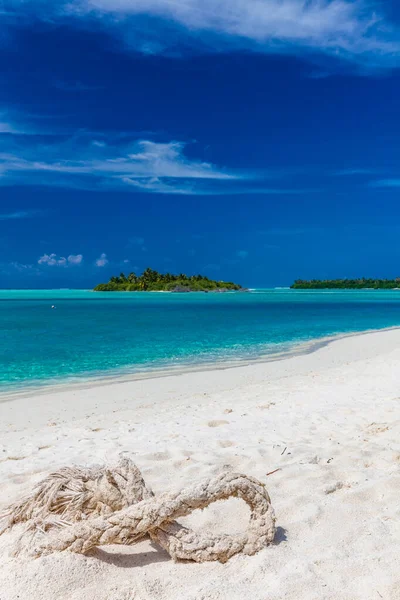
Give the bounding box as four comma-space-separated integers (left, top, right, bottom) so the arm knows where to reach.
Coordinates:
0, 457, 276, 563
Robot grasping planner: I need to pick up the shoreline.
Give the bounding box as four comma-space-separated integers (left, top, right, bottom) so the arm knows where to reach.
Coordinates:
1, 326, 400, 599
2, 323, 400, 402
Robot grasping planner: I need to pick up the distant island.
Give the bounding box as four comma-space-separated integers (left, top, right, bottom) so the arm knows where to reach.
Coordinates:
94, 268, 245, 292
291, 278, 400, 289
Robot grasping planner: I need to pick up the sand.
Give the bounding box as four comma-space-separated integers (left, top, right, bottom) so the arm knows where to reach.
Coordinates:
0, 328, 399, 600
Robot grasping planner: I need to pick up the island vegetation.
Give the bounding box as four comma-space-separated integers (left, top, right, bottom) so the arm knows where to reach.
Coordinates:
291, 278, 400, 289
94, 268, 244, 292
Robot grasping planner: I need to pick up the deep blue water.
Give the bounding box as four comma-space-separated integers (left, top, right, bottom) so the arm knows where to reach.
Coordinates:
2, 288, 400, 390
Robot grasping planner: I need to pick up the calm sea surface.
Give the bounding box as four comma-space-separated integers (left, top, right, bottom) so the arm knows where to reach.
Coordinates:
2, 288, 400, 391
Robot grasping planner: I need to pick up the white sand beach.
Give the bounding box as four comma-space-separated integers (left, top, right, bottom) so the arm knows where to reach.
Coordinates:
0, 328, 399, 600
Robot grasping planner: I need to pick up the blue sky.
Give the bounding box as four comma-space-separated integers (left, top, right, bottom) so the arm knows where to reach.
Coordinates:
2, 1, 400, 287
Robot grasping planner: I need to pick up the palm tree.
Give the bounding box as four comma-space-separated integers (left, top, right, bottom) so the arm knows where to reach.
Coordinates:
128, 272, 137, 283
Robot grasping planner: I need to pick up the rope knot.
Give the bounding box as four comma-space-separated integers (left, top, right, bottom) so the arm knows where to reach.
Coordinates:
0, 457, 276, 563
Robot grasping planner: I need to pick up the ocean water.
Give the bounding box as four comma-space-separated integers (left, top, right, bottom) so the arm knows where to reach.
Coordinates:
2, 288, 400, 391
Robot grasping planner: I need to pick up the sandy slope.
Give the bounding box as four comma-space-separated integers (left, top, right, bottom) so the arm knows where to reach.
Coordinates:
0, 328, 399, 600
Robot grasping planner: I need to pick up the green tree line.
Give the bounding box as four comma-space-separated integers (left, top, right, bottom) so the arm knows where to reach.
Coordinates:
291, 278, 400, 289
94, 268, 243, 292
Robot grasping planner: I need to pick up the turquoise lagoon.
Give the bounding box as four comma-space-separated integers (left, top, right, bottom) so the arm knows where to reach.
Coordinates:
2, 288, 400, 391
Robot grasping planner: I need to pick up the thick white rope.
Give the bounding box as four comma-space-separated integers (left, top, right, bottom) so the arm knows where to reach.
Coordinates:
0, 457, 276, 563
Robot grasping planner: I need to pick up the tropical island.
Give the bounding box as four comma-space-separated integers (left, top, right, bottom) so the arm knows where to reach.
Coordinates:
291, 278, 400, 289
94, 268, 244, 292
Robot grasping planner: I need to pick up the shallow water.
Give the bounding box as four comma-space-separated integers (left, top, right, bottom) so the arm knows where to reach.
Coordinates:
2, 288, 400, 390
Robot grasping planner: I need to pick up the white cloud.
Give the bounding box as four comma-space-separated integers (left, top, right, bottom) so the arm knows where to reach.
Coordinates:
38, 253, 65, 266
115, 140, 233, 180
0, 117, 320, 195
0, 138, 235, 180
95, 252, 108, 267
120, 176, 204, 195
38, 253, 83, 266
0, 132, 252, 194
83, 0, 376, 45
5, 0, 400, 68
67, 253, 83, 264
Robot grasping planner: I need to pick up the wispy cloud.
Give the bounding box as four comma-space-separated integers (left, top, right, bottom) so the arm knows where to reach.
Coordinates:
0, 118, 31, 135
0, 129, 245, 193
95, 252, 108, 267
4, 113, 386, 196
38, 253, 83, 266
0, 121, 18, 134
0, 121, 310, 194
0, 110, 69, 136
0, 209, 46, 220
3, 0, 400, 69
369, 179, 400, 188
